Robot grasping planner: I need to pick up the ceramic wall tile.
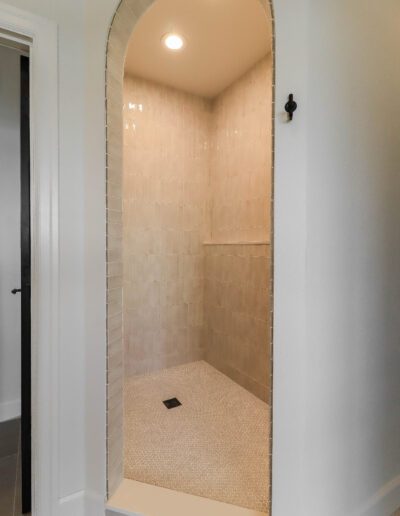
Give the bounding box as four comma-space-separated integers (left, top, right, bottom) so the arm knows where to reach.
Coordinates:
209, 56, 272, 243
121, 52, 272, 429
204, 244, 271, 401
123, 76, 210, 377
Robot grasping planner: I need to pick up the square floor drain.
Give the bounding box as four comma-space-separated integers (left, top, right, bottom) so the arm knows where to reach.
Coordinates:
163, 398, 182, 409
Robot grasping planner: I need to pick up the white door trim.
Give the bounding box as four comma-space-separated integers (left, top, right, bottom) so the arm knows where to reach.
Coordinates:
0, 3, 59, 515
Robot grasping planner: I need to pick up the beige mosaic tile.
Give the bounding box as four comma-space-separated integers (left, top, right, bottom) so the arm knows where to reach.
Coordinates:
124, 361, 270, 513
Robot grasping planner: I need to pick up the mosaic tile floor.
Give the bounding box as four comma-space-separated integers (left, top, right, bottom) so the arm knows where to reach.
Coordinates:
124, 361, 270, 513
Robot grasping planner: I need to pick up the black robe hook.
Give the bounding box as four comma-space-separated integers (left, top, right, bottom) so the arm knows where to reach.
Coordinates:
285, 93, 297, 121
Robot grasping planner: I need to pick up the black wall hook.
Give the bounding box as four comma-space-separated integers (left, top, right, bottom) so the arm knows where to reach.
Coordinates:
285, 93, 298, 121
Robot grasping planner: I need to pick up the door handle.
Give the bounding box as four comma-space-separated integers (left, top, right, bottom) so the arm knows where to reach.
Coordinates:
11, 288, 21, 295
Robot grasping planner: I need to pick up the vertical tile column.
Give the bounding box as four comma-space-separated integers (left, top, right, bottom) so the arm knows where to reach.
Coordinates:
105, 0, 155, 497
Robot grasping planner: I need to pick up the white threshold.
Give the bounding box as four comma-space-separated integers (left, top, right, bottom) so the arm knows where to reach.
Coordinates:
106, 479, 267, 516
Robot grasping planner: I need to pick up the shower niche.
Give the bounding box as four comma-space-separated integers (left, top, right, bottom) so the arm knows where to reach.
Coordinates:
106, 0, 273, 514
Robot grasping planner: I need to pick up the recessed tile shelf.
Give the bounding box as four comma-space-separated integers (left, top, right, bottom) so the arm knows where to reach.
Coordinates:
203, 241, 271, 246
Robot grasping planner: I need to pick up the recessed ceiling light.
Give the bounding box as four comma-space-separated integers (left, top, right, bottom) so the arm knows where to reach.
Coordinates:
162, 33, 185, 51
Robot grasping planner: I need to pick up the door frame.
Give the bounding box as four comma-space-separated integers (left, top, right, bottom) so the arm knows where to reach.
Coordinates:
0, 3, 59, 515
20, 52, 31, 515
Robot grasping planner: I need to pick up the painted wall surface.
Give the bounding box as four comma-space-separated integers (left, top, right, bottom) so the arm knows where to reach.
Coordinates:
3, 0, 90, 507
273, 1, 400, 516
123, 76, 209, 376
0, 45, 21, 423
2, 0, 400, 515
85, 0, 121, 508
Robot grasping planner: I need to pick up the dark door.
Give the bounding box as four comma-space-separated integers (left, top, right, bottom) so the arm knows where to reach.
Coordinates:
20, 54, 31, 515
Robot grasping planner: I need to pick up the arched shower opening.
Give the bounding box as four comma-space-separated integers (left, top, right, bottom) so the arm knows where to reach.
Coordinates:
105, 1, 275, 513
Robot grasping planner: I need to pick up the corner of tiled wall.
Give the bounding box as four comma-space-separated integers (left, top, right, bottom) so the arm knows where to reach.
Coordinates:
122, 77, 210, 377
203, 55, 273, 402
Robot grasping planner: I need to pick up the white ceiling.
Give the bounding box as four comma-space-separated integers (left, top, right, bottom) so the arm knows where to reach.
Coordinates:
124, 0, 272, 99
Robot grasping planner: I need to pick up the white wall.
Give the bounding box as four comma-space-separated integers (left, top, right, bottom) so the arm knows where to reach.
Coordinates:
5, 0, 90, 504
273, 1, 400, 515
2, 0, 400, 515
0, 45, 21, 423
2, 0, 117, 510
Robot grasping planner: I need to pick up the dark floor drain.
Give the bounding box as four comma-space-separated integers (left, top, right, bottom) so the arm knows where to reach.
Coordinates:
163, 398, 182, 409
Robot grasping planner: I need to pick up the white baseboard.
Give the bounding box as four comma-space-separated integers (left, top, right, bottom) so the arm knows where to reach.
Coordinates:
353, 475, 400, 516
58, 491, 86, 516
58, 490, 106, 516
85, 490, 107, 516
0, 399, 21, 422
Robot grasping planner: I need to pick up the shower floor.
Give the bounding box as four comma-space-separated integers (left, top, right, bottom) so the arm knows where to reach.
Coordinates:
124, 361, 270, 513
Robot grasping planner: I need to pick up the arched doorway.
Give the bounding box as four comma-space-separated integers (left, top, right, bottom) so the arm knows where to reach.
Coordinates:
105, 1, 275, 513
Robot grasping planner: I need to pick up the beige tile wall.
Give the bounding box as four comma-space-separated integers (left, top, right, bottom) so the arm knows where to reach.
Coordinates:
122, 57, 272, 399
204, 243, 271, 401
204, 56, 273, 401
209, 55, 273, 243
123, 76, 211, 377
